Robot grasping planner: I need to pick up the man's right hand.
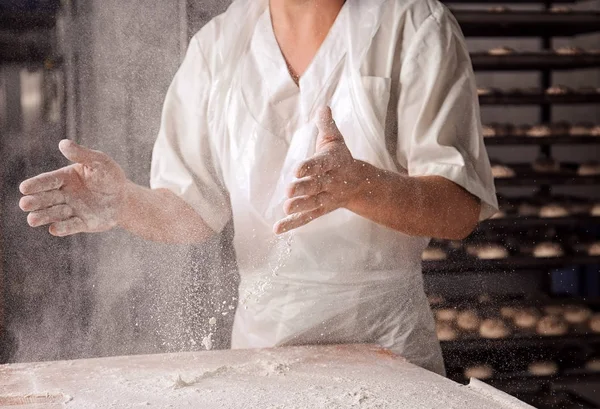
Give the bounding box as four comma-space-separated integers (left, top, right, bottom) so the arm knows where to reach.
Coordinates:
19, 139, 127, 237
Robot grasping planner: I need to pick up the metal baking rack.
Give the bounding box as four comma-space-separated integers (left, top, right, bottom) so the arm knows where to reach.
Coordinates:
438, 0, 600, 403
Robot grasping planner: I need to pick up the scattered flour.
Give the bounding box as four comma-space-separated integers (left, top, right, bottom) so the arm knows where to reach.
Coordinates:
201, 333, 213, 351
240, 235, 293, 307
208, 317, 217, 326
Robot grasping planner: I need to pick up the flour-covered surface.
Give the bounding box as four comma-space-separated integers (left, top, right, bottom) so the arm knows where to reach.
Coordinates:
0, 344, 533, 409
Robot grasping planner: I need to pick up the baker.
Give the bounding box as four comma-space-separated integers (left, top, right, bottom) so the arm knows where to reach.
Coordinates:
18, 0, 498, 375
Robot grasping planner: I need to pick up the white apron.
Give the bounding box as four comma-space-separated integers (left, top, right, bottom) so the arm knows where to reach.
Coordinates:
207, 0, 445, 375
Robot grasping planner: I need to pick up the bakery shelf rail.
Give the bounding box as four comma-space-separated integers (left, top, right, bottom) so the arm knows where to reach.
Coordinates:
471, 53, 600, 71
441, 332, 600, 353
493, 163, 600, 186
479, 93, 600, 105
423, 255, 600, 273
481, 215, 600, 229
485, 135, 600, 146
453, 11, 600, 37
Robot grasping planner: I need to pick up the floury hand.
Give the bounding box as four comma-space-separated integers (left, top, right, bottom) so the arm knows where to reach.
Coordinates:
274, 106, 366, 234
19, 140, 127, 237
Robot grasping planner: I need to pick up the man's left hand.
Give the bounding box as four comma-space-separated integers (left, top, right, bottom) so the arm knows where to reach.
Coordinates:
274, 106, 366, 234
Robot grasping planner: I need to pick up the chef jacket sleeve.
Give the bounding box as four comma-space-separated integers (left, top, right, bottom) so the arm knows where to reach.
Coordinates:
150, 36, 232, 233
395, 6, 498, 221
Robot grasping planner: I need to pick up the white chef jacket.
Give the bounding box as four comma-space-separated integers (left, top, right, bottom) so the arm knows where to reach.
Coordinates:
150, 0, 498, 375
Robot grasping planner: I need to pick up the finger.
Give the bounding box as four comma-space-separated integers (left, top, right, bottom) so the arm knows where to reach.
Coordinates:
273, 207, 328, 235
19, 169, 66, 195
19, 190, 65, 212
284, 192, 332, 215
59, 139, 107, 166
49, 217, 87, 237
287, 174, 332, 198
27, 204, 73, 227
295, 153, 336, 178
316, 106, 340, 138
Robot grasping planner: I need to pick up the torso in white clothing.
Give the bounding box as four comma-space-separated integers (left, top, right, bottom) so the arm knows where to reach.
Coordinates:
150, 0, 498, 375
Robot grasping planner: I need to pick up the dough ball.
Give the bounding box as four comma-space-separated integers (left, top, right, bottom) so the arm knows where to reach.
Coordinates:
477, 87, 498, 96
563, 305, 592, 325
436, 322, 458, 341
482, 124, 497, 138
464, 364, 494, 380
513, 309, 540, 330
588, 242, 600, 256
546, 85, 571, 95
569, 123, 593, 136
539, 204, 569, 218
488, 47, 515, 55
526, 125, 552, 138
577, 161, 600, 176
436, 308, 458, 322
555, 47, 582, 56
491, 164, 516, 178
500, 306, 517, 319
550, 6, 572, 13
422, 246, 447, 261
585, 358, 600, 372
467, 243, 509, 260
533, 242, 564, 258
518, 202, 539, 217
543, 305, 564, 316
591, 203, 600, 217
537, 315, 569, 336
490, 210, 506, 219
457, 310, 481, 332
427, 294, 445, 306
588, 313, 600, 333
528, 361, 559, 376
479, 318, 511, 339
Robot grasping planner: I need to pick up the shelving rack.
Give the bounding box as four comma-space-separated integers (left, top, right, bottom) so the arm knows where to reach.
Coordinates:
438, 2, 600, 407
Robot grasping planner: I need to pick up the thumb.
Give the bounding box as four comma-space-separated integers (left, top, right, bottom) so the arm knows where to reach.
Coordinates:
315, 106, 343, 145
59, 139, 107, 166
